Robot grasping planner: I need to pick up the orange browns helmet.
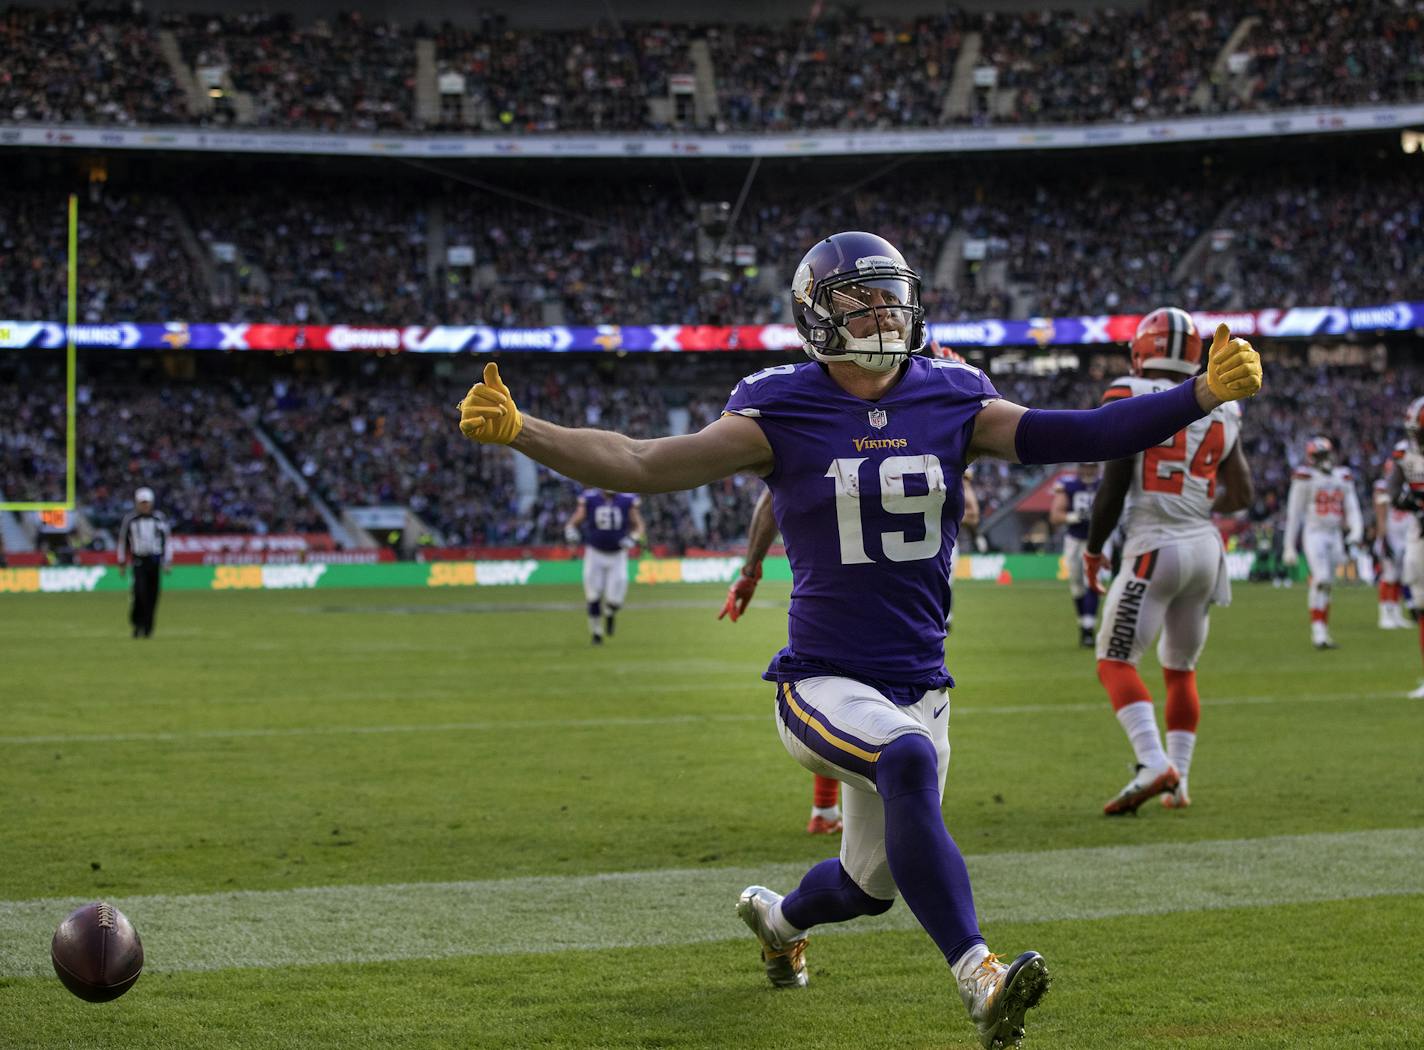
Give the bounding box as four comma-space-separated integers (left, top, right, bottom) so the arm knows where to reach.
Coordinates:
1130, 307, 1202, 377
1305, 436, 1334, 466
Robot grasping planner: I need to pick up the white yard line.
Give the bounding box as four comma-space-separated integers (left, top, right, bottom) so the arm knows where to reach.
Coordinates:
1, 828, 1419, 977
0, 690, 1403, 746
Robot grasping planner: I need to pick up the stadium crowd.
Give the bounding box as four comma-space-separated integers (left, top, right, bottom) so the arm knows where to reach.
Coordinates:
2, 2, 1421, 132
0, 356, 324, 534
168, 10, 416, 131
1, 189, 210, 323
0, 4, 188, 126
4, 160, 1417, 327
432, 19, 692, 132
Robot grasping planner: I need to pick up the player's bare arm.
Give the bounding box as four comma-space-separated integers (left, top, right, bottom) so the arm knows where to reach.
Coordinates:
960, 475, 980, 531
459, 363, 773, 492
720, 487, 776, 622
1283, 473, 1308, 564
967, 324, 1260, 463
1211, 443, 1254, 515
1048, 487, 1070, 527
743, 487, 777, 565
1086, 459, 1133, 555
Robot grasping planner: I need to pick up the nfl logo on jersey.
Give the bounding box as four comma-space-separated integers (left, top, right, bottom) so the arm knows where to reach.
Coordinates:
868, 408, 888, 429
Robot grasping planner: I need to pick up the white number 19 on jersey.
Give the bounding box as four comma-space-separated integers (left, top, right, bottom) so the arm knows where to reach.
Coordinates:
825, 455, 946, 564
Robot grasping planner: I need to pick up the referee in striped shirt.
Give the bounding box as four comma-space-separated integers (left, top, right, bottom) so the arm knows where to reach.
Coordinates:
117, 487, 172, 638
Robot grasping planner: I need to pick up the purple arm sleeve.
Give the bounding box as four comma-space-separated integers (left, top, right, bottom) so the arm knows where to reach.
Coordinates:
1013, 378, 1206, 465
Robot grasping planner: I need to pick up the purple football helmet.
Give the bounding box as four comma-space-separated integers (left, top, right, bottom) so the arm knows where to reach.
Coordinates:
791, 231, 927, 372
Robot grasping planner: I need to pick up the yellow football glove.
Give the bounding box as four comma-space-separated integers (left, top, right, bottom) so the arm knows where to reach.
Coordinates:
1205, 322, 1263, 402
458, 362, 524, 445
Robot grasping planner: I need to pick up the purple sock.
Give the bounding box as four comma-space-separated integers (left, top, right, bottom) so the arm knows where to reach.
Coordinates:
1084, 590, 1100, 618
1073, 594, 1086, 618
879, 734, 985, 966
780, 858, 893, 931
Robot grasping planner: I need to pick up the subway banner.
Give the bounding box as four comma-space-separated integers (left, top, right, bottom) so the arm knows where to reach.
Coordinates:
0, 551, 1269, 595
1, 303, 1420, 355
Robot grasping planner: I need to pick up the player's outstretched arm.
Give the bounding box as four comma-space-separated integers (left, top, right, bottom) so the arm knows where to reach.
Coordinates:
969, 324, 1261, 464
458, 363, 772, 493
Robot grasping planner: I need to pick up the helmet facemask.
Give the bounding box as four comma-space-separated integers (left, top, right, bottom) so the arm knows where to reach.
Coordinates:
796, 262, 925, 373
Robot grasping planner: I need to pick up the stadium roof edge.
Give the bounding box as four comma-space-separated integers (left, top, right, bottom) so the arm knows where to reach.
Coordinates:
3, 103, 1421, 160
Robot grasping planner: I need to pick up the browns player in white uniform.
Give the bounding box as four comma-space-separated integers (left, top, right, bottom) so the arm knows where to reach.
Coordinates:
1387, 398, 1424, 697
1084, 308, 1254, 813
1372, 442, 1414, 630
1283, 438, 1363, 649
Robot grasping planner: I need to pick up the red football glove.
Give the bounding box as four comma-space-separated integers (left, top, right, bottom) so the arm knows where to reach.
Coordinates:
1083, 551, 1108, 596
719, 561, 762, 622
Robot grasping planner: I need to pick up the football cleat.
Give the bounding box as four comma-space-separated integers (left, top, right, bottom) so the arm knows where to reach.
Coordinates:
591, 634, 604, 646
1078, 626, 1095, 648
1310, 622, 1337, 649
1408, 680, 1424, 700
1161, 779, 1192, 809
1104, 762, 1179, 816
805, 814, 843, 835
958, 951, 1052, 1050
735, 886, 808, 989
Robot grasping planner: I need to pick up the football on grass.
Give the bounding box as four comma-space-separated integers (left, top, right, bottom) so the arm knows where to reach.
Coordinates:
51, 902, 144, 1002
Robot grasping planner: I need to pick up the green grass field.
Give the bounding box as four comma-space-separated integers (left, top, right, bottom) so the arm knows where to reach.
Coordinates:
2, 579, 1421, 1049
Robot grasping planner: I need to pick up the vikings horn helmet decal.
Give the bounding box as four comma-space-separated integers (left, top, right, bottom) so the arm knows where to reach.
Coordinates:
791, 232, 927, 373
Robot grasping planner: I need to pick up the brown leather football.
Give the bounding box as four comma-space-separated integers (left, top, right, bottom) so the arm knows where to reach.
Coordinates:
51, 902, 144, 1002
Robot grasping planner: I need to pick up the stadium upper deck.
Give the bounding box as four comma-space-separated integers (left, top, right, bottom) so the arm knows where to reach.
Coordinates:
2, 1, 1420, 134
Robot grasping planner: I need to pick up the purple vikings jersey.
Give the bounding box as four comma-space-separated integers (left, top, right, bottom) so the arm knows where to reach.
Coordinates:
1055, 474, 1100, 540
724, 358, 999, 701
581, 490, 639, 552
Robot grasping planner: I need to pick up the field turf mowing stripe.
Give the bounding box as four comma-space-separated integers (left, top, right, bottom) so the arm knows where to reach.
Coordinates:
0, 690, 1402, 746
1, 828, 1418, 977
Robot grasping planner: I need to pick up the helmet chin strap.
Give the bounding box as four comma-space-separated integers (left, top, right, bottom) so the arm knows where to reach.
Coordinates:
846, 349, 904, 372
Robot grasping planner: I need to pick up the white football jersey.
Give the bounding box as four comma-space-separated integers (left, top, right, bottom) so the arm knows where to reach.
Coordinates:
1395, 446, 1424, 534
1286, 464, 1362, 545
1102, 375, 1242, 558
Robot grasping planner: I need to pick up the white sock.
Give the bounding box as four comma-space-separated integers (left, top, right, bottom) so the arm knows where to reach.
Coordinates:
952, 943, 991, 983
811, 805, 840, 820
768, 899, 805, 946
588, 616, 603, 637
1116, 701, 1168, 768
1165, 729, 1196, 779
1079, 614, 1096, 629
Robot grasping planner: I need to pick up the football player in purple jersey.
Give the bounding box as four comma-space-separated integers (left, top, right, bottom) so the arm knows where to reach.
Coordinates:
1049, 462, 1103, 647
565, 489, 645, 644
458, 231, 1262, 1049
